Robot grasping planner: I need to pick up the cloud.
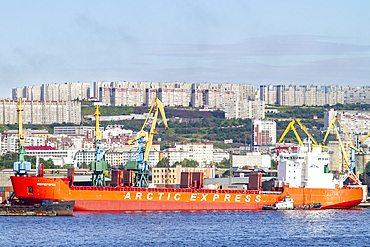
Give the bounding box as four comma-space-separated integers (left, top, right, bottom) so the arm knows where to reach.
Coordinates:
147, 35, 370, 58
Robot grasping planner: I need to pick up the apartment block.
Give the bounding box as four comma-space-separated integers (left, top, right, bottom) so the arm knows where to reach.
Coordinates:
203, 89, 222, 109
0, 100, 81, 124
225, 100, 265, 119
259, 85, 278, 105
191, 89, 204, 108
163, 142, 214, 167
251, 119, 276, 148
145, 88, 158, 106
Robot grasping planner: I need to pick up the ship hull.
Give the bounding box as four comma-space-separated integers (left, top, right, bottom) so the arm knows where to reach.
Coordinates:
10, 176, 363, 211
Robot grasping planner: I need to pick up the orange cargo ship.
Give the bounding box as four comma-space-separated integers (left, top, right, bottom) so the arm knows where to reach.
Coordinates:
9, 99, 365, 211
10, 175, 363, 211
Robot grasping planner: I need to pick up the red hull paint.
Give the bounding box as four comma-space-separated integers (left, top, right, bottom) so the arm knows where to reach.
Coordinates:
10, 176, 363, 211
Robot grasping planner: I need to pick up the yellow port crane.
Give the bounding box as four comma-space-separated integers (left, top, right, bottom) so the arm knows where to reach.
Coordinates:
127, 97, 169, 187
277, 119, 324, 147
360, 132, 370, 145
322, 116, 361, 185
13, 99, 31, 176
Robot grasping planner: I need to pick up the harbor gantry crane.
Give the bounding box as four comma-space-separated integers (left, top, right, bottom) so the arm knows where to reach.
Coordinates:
13, 99, 31, 176
322, 116, 362, 185
277, 119, 325, 148
127, 97, 169, 187
90, 105, 108, 186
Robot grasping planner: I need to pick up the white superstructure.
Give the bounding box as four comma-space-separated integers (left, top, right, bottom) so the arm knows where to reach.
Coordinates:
277, 146, 336, 189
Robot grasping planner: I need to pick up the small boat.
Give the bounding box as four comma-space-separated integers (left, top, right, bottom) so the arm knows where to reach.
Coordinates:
0, 200, 75, 216
262, 195, 321, 210
262, 195, 294, 210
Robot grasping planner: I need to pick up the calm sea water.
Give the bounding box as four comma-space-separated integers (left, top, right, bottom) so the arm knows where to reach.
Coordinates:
1, 209, 369, 246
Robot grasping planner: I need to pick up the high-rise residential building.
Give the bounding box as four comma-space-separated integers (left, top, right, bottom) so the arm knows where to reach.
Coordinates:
12, 88, 24, 100
99, 87, 112, 105
325, 85, 345, 105
112, 88, 128, 106
173, 88, 190, 107
251, 119, 276, 148
277, 85, 295, 106
260, 85, 278, 105
225, 100, 265, 119
145, 88, 158, 106
203, 89, 222, 109
0, 100, 81, 124
345, 86, 370, 104
191, 89, 204, 108
13, 82, 90, 101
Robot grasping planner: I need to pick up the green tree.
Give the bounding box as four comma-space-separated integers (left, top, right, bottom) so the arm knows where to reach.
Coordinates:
156, 157, 170, 168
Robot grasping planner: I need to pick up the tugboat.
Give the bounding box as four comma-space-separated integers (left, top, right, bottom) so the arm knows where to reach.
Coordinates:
262, 195, 294, 210
262, 195, 321, 210
0, 99, 75, 216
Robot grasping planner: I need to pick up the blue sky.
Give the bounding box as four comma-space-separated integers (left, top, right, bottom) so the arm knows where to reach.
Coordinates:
1, 1, 370, 98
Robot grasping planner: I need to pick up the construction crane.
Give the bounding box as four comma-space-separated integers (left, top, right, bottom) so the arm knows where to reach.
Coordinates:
127, 97, 169, 187
322, 116, 362, 185
277, 119, 324, 147
90, 105, 108, 186
13, 99, 31, 176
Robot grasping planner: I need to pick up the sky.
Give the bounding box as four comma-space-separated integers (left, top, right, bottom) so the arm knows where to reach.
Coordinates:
1, 1, 370, 98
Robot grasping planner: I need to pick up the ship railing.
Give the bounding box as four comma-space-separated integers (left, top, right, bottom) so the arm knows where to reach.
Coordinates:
71, 186, 265, 194
259, 191, 282, 194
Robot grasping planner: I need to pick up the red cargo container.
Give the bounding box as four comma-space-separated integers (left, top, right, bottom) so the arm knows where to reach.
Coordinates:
249, 173, 262, 190
122, 170, 135, 186
192, 172, 204, 189
111, 170, 123, 187
180, 172, 192, 188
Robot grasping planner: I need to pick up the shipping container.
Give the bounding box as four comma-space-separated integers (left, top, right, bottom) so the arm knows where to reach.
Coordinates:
180, 172, 192, 188
249, 173, 262, 190
122, 170, 135, 186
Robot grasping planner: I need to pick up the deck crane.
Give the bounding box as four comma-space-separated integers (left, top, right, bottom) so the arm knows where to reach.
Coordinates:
277, 119, 325, 148
127, 97, 169, 187
13, 99, 31, 176
322, 117, 362, 185
90, 105, 108, 186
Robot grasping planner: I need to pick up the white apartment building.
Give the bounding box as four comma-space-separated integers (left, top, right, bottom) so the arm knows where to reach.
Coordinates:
0, 100, 81, 124
213, 148, 230, 164
0, 134, 46, 154
324, 109, 370, 135
112, 88, 128, 106
225, 100, 265, 119
232, 152, 271, 169
191, 89, 204, 108
104, 144, 161, 168
99, 87, 112, 105
260, 85, 278, 105
203, 89, 223, 109
13, 82, 90, 101
163, 142, 214, 167
24, 146, 78, 166
261, 84, 345, 106
145, 88, 158, 106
